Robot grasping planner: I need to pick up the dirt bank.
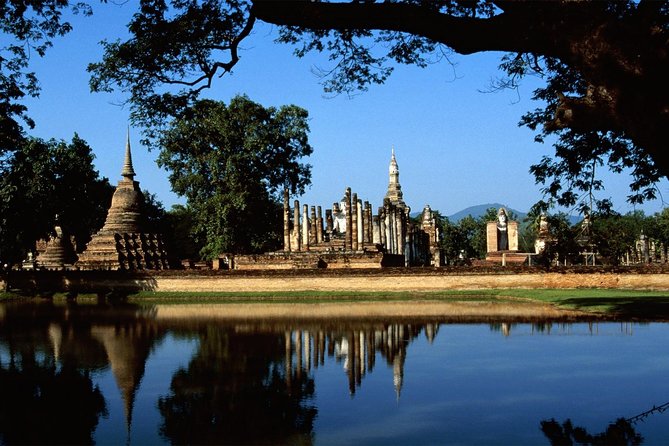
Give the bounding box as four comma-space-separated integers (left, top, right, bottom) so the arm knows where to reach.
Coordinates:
153, 272, 669, 292
4, 266, 669, 295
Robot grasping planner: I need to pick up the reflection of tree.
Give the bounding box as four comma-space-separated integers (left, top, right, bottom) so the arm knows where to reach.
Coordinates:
0, 358, 107, 445
158, 328, 316, 445
541, 418, 642, 446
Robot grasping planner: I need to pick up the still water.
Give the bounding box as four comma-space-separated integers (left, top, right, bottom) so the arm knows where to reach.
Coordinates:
1, 301, 668, 445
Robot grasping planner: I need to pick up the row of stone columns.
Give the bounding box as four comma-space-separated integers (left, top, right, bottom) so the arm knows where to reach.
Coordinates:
282, 189, 442, 264
283, 188, 375, 252
377, 198, 409, 256
284, 190, 328, 251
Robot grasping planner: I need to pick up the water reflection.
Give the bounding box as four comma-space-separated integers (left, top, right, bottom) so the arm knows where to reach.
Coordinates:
0, 301, 667, 445
490, 321, 640, 336
0, 302, 163, 444
285, 323, 432, 397
157, 327, 317, 445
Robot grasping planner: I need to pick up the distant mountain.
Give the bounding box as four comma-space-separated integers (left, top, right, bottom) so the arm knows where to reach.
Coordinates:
446, 203, 581, 225
447, 203, 527, 223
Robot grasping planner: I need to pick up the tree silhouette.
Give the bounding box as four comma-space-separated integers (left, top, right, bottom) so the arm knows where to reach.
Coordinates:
0, 358, 107, 445
541, 417, 643, 446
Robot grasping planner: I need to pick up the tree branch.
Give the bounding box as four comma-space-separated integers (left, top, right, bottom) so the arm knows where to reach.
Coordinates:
251, 0, 558, 56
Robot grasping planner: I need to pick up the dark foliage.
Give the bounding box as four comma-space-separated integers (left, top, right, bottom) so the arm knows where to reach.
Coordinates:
0, 135, 113, 265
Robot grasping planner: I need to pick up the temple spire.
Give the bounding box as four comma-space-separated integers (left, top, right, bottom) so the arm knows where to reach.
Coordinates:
121, 127, 136, 179
385, 146, 404, 206
389, 146, 398, 175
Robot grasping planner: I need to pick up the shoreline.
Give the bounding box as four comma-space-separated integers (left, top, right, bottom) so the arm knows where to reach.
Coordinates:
149, 299, 594, 322
5, 268, 669, 294
3, 268, 669, 321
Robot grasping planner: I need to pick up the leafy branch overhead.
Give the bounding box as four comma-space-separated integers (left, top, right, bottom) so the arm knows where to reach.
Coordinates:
0, 1, 91, 152
86, 0, 669, 209
3, 1, 668, 210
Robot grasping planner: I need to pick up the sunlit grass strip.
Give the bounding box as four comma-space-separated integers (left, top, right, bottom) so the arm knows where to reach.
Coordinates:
126, 290, 513, 304
124, 288, 669, 306
468, 288, 669, 315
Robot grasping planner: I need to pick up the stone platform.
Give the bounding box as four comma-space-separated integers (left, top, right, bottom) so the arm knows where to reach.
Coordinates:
485, 251, 530, 265
232, 251, 405, 270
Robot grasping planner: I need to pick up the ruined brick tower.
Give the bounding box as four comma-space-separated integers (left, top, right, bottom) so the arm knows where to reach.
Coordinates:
76, 131, 169, 270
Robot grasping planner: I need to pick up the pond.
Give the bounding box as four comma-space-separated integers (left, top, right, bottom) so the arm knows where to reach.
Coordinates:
0, 301, 668, 445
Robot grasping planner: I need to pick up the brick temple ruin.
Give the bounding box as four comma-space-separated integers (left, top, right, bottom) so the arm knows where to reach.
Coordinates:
233, 150, 441, 269
75, 132, 170, 270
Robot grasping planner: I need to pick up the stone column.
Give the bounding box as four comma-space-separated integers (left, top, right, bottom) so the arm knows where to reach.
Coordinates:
364, 202, 373, 244
385, 201, 394, 254
345, 188, 352, 251
302, 204, 310, 251
395, 208, 403, 255
310, 206, 317, 245
372, 215, 381, 245
378, 207, 386, 248
486, 222, 497, 253
357, 199, 364, 249
316, 206, 324, 244
508, 221, 519, 251
283, 189, 291, 252
391, 206, 399, 254
351, 192, 359, 251
294, 200, 302, 251
406, 229, 414, 266
325, 209, 333, 240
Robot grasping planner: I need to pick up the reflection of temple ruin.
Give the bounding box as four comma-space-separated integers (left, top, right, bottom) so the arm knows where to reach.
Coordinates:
235, 150, 441, 269
76, 132, 170, 270
43, 311, 163, 437
282, 323, 438, 398
0, 302, 634, 444
90, 325, 156, 434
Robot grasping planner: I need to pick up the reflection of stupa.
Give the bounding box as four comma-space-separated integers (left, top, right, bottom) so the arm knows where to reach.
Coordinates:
77, 131, 170, 270
90, 325, 155, 436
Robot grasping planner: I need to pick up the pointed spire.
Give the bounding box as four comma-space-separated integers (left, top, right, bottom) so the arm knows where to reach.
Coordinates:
385, 146, 404, 206
121, 127, 136, 179
390, 145, 397, 169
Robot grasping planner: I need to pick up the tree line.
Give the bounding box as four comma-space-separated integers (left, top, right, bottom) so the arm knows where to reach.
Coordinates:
0, 95, 312, 267
2, 1, 669, 268
438, 208, 669, 267
3, 1, 669, 214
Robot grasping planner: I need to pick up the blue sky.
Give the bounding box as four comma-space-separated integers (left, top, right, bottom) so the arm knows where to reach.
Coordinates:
20, 3, 669, 217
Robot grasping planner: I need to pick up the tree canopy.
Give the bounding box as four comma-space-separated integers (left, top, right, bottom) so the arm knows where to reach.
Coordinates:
3, 1, 668, 214
0, 135, 113, 265
0, 1, 91, 153
157, 95, 312, 258
84, 0, 669, 209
